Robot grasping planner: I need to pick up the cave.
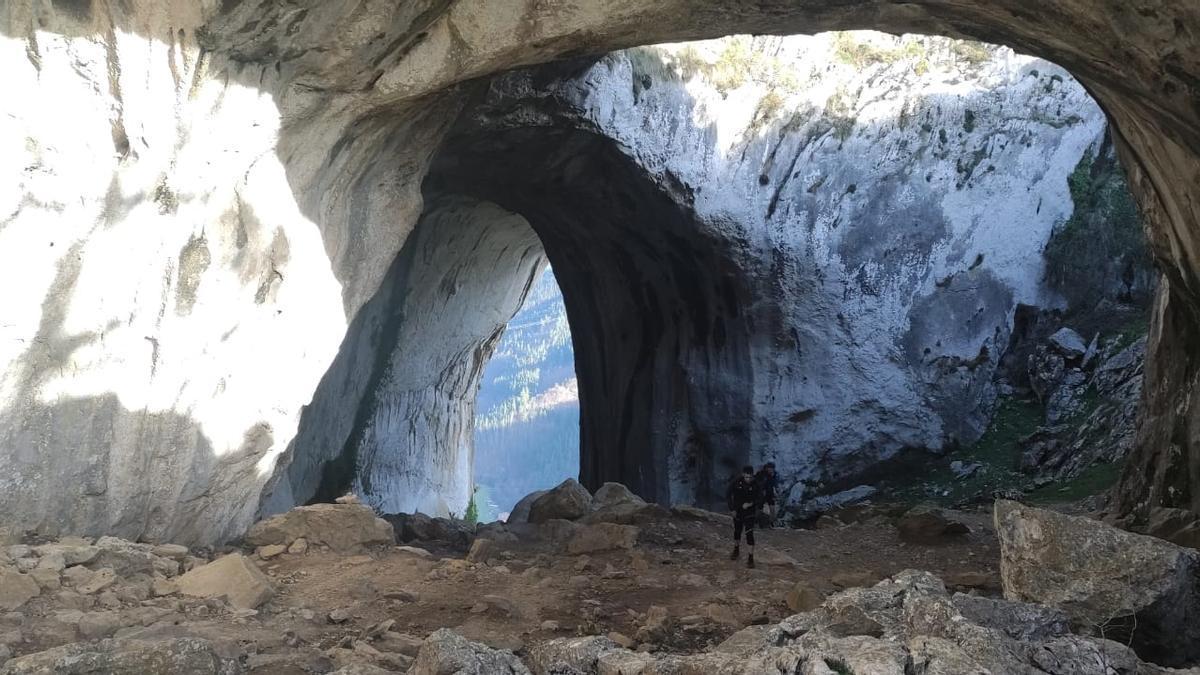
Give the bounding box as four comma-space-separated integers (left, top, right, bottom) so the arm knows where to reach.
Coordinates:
0, 2, 1197, 546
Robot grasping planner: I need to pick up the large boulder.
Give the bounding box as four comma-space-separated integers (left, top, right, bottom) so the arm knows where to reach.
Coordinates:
505, 491, 548, 525
385, 512, 436, 542
1048, 327, 1088, 359
175, 553, 274, 610
895, 505, 970, 544
0, 638, 240, 674
410, 629, 529, 675
0, 569, 40, 611
244, 504, 393, 553
995, 500, 1200, 666
528, 479, 593, 524
950, 593, 1070, 642
793, 486, 877, 522
592, 483, 644, 508
1141, 507, 1200, 550
525, 636, 617, 675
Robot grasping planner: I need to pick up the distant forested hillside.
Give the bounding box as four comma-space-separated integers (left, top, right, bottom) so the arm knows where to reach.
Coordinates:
474, 268, 579, 519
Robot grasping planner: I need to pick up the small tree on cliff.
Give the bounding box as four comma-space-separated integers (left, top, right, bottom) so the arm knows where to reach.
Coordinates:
465, 488, 480, 525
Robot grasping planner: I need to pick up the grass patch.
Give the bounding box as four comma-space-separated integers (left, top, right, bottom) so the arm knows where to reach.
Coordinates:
950, 40, 992, 67
1111, 316, 1149, 351
1027, 460, 1124, 504
880, 397, 1043, 506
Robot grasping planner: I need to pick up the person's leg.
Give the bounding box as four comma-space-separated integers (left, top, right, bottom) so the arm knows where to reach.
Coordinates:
768, 502, 778, 526
731, 515, 743, 559
745, 521, 756, 568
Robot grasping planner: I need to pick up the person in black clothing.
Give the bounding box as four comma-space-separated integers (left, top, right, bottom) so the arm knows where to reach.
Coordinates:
755, 462, 779, 527
726, 465, 760, 568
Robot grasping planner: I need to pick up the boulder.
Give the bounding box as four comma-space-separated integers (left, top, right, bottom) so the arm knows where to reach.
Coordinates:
385, 512, 436, 542
87, 538, 157, 576
994, 500, 1200, 666
895, 505, 969, 543
0, 569, 40, 610
949, 460, 982, 480
77, 611, 122, 640
713, 625, 777, 656
150, 544, 190, 560
466, 538, 496, 563
175, 553, 274, 610
244, 504, 394, 553
785, 581, 825, 612
950, 593, 1070, 642
580, 501, 665, 526
428, 518, 474, 550
525, 636, 617, 675
1142, 507, 1200, 550
410, 629, 529, 675
506, 490, 548, 525
528, 479, 593, 524
565, 523, 639, 554
76, 568, 116, 595
793, 486, 877, 521
1048, 327, 1087, 359
592, 483, 644, 508
0, 637, 239, 674
669, 504, 732, 525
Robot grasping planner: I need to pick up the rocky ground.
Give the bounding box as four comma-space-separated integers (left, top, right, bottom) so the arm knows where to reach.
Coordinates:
0, 481, 1198, 674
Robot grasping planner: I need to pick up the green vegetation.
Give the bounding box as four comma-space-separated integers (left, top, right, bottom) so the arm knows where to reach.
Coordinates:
1027, 460, 1124, 504
464, 490, 479, 526
1043, 143, 1153, 311
1111, 316, 1149, 351
831, 34, 989, 74
670, 36, 800, 97
883, 397, 1043, 506
825, 85, 857, 142
950, 40, 992, 67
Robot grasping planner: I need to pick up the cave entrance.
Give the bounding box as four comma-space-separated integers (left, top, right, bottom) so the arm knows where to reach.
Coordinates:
473, 267, 580, 522
418, 32, 1156, 519
270, 31, 1156, 526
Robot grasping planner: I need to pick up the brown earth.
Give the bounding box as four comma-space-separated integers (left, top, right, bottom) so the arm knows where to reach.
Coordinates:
3, 506, 1004, 672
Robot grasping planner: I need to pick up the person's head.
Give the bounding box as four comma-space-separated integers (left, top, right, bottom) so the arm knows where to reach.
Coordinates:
741, 465, 754, 480
765, 462, 775, 476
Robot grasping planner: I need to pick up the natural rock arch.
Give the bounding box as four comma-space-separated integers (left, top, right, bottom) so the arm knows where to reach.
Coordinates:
0, 1, 1196, 542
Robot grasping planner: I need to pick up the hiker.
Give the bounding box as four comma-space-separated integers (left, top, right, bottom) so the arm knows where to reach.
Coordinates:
727, 465, 760, 568
755, 462, 779, 527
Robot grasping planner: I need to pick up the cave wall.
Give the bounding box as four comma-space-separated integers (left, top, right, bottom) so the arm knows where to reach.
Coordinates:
349, 198, 544, 517
430, 35, 1110, 504
0, 0, 1198, 542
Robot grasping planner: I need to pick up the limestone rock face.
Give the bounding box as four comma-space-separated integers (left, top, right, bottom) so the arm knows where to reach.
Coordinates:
0, 637, 240, 675
0, 0, 1198, 543
995, 500, 1200, 666
525, 636, 617, 675
243, 504, 393, 553
528, 479, 593, 524
410, 629, 529, 675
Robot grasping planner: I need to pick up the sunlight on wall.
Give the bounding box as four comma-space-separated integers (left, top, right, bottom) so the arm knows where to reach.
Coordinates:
0, 28, 346, 474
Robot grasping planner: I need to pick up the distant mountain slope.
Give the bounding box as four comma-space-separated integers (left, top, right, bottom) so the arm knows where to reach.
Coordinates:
474, 268, 579, 518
